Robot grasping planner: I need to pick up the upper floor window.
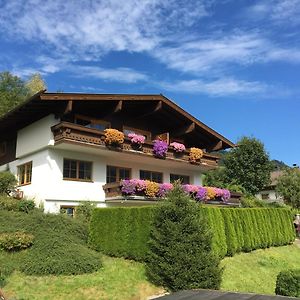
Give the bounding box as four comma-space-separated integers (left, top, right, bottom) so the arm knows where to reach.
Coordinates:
106, 165, 131, 183
17, 161, 32, 185
63, 159, 92, 181
75, 115, 110, 131
140, 170, 163, 183
170, 173, 190, 184
123, 126, 151, 141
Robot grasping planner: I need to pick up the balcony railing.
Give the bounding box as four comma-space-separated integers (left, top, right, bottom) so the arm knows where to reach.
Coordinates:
51, 122, 219, 168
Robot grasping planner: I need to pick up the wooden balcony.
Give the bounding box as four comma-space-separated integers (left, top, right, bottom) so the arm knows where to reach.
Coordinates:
102, 182, 242, 206
51, 122, 219, 168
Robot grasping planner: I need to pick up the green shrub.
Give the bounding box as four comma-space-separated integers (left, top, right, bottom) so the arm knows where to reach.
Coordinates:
146, 184, 222, 291
0, 210, 102, 275
240, 195, 267, 208
17, 199, 35, 213
76, 201, 97, 222
89, 206, 295, 261
0, 196, 35, 213
89, 206, 155, 261
0, 195, 19, 211
0, 232, 34, 251
275, 269, 300, 297
20, 237, 101, 276
0, 171, 16, 195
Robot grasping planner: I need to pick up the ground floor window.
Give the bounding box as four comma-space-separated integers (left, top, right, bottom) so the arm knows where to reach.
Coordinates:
262, 193, 270, 200
60, 206, 75, 217
17, 161, 32, 185
63, 159, 92, 181
170, 173, 190, 184
106, 165, 131, 183
140, 170, 163, 183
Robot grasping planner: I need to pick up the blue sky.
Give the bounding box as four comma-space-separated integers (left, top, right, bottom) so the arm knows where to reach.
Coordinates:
0, 0, 299, 166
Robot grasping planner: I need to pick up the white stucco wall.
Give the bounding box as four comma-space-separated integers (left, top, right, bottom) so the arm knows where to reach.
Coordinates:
16, 114, 58, 158
257, 189, 284, 203
1, 145, 203, 213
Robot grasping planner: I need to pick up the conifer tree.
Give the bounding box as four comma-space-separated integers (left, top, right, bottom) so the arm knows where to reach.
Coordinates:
146, 184, 222, 291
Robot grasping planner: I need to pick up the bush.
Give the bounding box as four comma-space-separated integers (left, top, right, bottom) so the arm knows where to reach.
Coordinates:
0, 232, 34, 251
0, 210, 102, 275
275, 269, 300, 297
20, 237, 100, 276
18, 199, 35, 213
0, 171, 16, 195
0, 196, 35, 213
76, 201, 97, 222
146, 184, 222, 291
240, 195, 267, 208
89, 206, 295, 261
89, 206, 155, 261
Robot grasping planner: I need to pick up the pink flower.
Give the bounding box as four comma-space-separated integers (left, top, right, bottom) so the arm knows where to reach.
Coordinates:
170, 142, 186, 153
128, 133, 145, 145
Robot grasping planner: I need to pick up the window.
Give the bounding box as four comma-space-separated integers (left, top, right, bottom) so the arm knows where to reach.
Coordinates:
170, 174, 190, 184
140, 170, 163, 183
60, 206, 75, 217
123, 126, 151, 141
75, 115, 110, 131
106, 165, 131, 183
63, 159, 92, 181
17, 161, 32, 185
262, 193, 269, 200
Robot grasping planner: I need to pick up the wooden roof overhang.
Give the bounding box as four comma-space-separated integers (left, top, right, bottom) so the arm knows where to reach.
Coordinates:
0, 92, 235, 150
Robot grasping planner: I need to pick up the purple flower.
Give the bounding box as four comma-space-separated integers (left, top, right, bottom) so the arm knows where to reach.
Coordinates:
128, 133, 145, 145
195, 187, 207, 201
182, 184, 200, 194
214, 188, 223, 198
170, 142, 186, 153
135, 179, 147, 192
121, 179, 136, 195
221, 189, 231, 202
157, 183, 173, 197
153, 140, 168, 158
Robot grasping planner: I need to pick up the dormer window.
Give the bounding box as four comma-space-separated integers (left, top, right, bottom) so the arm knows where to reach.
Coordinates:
75, 115, 110, 131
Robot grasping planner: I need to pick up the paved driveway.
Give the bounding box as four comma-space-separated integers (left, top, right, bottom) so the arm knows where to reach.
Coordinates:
154, 290, 298, 300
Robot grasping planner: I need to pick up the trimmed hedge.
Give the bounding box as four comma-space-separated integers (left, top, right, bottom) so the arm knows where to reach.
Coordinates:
89, 207, 295, 260
275, 269, 300, 297
0, 232, 34, 251
89, 207, 156, 261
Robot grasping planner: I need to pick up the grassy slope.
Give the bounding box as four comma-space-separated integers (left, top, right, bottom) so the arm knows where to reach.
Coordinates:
221, 244, 300, 295
3, 256, 164, 300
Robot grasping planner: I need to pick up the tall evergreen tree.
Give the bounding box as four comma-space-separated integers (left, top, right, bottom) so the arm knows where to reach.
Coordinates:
146, 184, 222, 291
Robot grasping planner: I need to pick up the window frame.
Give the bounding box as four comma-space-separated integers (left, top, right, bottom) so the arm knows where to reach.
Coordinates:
106, 165, 131, 183
63, 158, 93, 182
17, 161, 32, 186
170, 173, 190, 184
140, 169, 163, 183
60, 205, 75, 217
75, 114, 110, 131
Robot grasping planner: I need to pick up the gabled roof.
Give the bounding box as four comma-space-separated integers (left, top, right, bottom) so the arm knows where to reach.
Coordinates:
0, 92, 235, 149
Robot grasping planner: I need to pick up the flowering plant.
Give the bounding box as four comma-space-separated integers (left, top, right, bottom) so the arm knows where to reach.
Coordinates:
170, 142, 186, 153
153, 140, 168, 158
189, 147, 203, 162
128, 133, 145, 145
145, 181, 160, 197
120, 179, 231, 202
104, 128, 124, 145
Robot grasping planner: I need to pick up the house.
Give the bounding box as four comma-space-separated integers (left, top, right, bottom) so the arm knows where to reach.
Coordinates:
0, 92, 235, 213
256, 171, 284, 203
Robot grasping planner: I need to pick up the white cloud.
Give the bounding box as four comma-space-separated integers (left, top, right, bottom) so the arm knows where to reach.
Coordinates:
160, 77, 268, 96
68, 65, 148, 83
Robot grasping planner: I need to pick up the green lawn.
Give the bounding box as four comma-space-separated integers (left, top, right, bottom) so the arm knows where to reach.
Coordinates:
2, 256, 164, 300
2, 244, 300, 299
221, 244, 300, 295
